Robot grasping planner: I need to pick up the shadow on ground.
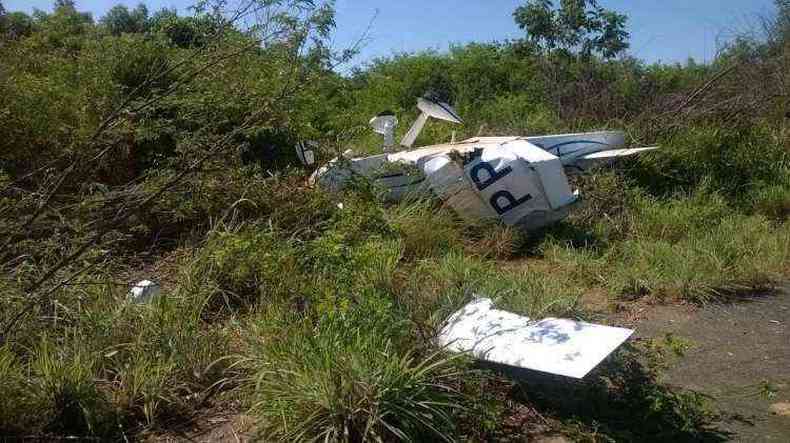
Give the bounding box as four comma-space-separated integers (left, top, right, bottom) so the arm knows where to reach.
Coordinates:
481, 343, 731, 442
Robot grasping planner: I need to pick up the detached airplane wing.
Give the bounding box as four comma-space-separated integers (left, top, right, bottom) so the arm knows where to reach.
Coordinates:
438, 298, 634, 379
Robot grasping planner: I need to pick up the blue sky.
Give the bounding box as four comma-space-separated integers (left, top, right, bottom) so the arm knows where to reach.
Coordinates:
6, 0, 778, 67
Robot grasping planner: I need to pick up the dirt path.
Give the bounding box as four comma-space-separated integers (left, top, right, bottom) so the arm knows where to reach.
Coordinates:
630, 287, 790, 442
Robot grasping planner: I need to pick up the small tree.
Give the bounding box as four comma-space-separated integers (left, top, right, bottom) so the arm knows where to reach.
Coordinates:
2, 11, 34, 38
513, 0, 629, 59
53, 0, 76, 13
54, 0, 75, 9
0, 1, 6, 34
776, 0, 790, 41
101, 3, 149, 35
50, 0, 93, 25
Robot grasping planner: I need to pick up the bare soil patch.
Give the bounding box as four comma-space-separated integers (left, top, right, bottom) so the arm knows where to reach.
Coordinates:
625, 287, 790, 441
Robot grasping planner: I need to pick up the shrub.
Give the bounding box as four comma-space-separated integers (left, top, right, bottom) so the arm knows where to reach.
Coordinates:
629, 125, 789, 201
26, 338, 114, 437
245, 308, 463, 442
186, 226, 301, 313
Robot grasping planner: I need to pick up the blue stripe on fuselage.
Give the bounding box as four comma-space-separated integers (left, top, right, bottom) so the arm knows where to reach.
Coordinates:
540, 140, 611, 157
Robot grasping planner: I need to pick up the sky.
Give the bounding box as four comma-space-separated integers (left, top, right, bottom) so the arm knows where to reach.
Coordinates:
5, 0, 779, 68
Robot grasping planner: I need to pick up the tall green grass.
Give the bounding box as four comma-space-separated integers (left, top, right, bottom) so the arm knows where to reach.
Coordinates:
242, 306, 463, 442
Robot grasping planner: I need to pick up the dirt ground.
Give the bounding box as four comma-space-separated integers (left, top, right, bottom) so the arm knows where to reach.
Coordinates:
628, 287, 790, 442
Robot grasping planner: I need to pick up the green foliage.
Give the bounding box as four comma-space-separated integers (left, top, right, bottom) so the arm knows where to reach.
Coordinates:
591, 340, 718, 441
27, 338, 112, 436
0, 270, 236, 437
1, 11, 35, 39
534, 187, 790, 304
100, 3, 149, 36
244, 307, 462, 442
776, 0, 790, 41
514, 0, 630, 59
0, 346, 35, 433
630, 125, 789, 200
387, 200, 464, 260
751, 169, 790, 220
186, 226, 302, 314
148, 7, 218, 48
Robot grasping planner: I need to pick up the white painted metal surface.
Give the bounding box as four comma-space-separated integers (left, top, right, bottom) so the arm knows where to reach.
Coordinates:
369, 114, 398, 150
438, 298, 634, 379
401, 97, 463, 148
128, 280, 161, 304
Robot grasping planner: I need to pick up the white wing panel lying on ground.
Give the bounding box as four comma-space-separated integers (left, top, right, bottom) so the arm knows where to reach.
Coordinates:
438, 298, 634, 379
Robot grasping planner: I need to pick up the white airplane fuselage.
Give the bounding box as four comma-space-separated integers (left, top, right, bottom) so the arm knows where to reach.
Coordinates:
312, 130, 657, 230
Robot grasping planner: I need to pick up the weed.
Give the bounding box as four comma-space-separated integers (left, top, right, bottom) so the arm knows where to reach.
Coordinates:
243, 307, 464, 442
28, 338, 114, 437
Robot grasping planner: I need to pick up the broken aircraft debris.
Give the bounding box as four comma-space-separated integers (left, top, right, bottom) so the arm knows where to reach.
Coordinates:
309, 95, 657, 230
438, 297, 634, 379
128, 279, 160, 304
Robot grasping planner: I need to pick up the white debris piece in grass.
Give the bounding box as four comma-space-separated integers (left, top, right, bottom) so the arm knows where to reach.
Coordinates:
438, 298, 633, 379
128, 280, 161, 304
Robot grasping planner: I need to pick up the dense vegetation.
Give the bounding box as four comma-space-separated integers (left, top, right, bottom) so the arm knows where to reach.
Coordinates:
1, 0, 788, 440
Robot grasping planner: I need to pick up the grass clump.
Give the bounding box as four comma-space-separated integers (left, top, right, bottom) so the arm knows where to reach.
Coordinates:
0, 337, 115, 438
750, 169, 790, 221
27, 338, 114, 436
603, 189, 790, 301
608, 215, 789, 301
0, 346, 39, 434
530, 185, 790, 304
243, 303, 463, 442
0, 274, 236, 438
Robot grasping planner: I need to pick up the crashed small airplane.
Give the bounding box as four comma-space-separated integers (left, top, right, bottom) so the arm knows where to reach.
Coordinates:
308, 94, 657, 230
302, 97, 643, 378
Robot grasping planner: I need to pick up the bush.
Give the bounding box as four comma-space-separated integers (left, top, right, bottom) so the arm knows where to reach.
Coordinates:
187, 226, 301, 312
629, 125, 789, 201
27, 338, 113, 436
244, 307, 463, 442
